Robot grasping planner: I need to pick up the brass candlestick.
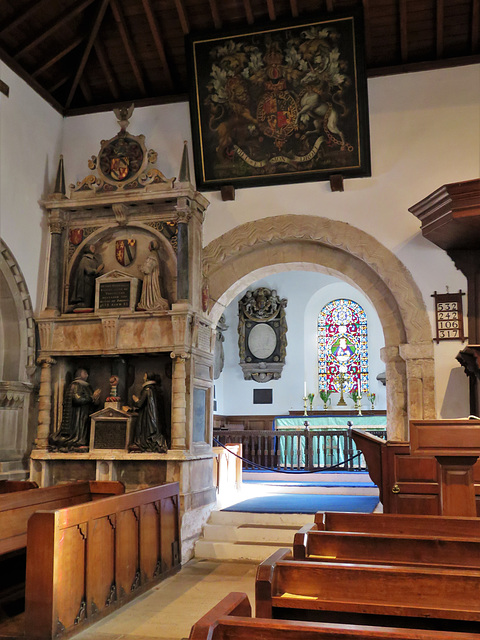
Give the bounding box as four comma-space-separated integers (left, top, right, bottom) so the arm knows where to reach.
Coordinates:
303, 396, 308, 416
356, 392, 363, 416
336, 373, 347, 406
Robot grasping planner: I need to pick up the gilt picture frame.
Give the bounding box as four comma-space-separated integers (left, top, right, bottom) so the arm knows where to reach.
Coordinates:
186, 10, 371, 192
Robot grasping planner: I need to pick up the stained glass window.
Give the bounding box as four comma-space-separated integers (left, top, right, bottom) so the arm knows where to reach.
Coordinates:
318, 299, 368, 394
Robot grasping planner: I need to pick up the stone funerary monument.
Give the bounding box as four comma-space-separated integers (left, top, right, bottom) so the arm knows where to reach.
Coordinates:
33, 108, 215, 558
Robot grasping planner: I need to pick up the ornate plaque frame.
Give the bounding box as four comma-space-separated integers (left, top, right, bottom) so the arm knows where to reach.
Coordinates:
238, 287, 287, 382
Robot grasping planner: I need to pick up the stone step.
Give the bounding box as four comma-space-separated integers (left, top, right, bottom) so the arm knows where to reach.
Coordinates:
208, 510, 313, 527
194, 539, 290, 563
194, 509, 311, 561
202, 522, 299, 544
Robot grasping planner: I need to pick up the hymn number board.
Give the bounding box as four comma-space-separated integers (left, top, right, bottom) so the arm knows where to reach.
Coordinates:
432, 291, 465, 343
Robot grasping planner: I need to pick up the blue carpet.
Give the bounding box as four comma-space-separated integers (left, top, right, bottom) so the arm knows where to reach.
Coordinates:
243, 480, 375, 488
222, 494, 379, 514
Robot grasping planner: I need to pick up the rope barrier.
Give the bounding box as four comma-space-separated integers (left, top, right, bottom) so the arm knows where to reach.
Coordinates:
213, 437, 363, 474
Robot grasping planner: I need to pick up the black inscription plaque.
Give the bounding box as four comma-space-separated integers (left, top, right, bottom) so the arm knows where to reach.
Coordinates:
99, 281, 131, 309
93, 420, 127, 449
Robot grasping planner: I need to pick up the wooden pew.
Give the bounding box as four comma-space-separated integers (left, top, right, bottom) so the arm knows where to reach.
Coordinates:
256, 549, 480, 631
25, 481, 180, 640
293, 525, 480, 569
190, 592, 480, 640
0, 480, 124, 556
314, 511, 480, 539
0, 480, 38, 493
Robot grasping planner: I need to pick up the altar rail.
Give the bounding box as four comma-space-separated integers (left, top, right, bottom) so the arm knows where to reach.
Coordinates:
213, 428, 386, 472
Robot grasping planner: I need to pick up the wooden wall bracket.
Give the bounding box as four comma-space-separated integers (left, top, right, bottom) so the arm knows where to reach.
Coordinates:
221, 185, 235, 201
329, 174, 344, 192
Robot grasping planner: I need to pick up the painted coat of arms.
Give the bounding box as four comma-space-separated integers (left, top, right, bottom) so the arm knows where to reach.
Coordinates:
115, 239, 137, 266
187, 11, 370, 190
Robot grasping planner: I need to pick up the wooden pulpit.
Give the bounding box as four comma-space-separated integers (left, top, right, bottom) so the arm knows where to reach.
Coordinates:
410, 419, 480, 517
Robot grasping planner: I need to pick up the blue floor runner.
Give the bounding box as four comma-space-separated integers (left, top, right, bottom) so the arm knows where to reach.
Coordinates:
221, 494, 378, 514
243, 480, 374, 488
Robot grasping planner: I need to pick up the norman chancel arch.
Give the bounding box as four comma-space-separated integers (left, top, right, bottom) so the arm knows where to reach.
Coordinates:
203, 215, 435, 441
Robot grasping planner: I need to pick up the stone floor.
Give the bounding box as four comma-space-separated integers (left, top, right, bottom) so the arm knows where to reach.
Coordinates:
73, 560, 257, 640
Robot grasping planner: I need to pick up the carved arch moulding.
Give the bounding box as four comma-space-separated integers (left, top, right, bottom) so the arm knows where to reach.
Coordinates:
0, 239, 36, 381
203, 215, 435, 440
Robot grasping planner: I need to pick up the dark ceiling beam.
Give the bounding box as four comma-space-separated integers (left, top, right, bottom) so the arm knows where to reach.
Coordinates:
48, 74, 71, 95
31, 37, 84, 79
66, 91, 188, 117
65, 0, 110, 109
13, 0, 96, 60
368, 53, 480, 78
362, 0, 372, 62
94, 40, 120, 100
290, 0, 299, 18
243, 0, 254, 23
0, 0, 51, 37
399, 0, 409, 63
436, 0, 444, 58
174, 0, 190, 35
110, 0, 147, 96
266, 0, 276, 20
79, 77, 92, 103
209, 0, 222, 29
141, 0, 174, 89
472, 0, 480, 52
0, 42, 63, 113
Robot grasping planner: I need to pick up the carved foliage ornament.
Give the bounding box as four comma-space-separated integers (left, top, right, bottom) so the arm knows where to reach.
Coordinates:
238, 287, 287, 383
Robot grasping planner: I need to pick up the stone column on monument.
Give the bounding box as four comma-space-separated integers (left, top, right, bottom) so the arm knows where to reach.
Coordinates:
170, 352, 190, 450
399, 341, 436, 427
380, 346, 408, 441
176, 208, 190, 301
45, 213, 64, 315
36, 356, 56, 449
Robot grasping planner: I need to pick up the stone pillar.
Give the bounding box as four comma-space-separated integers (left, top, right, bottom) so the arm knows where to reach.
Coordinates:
380, 346, 408, 441
176, 209, 190, 301
36, 356, 56, 449
44, 214, 64, 316
170, 352, 190, 450
399, 341, 436, 428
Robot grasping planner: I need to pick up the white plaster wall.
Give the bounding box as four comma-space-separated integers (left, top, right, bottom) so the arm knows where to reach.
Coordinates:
26, 63, 480, 417
0, 63, 64, 312
217, 270, 386, 416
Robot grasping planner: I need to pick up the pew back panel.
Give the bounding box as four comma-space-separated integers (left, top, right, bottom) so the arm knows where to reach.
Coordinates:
0, 480, 124, 556
190, 593, 480, 640
0, 480, 38, 493
256, 551, 480, 627
314, 511, 480, 538
25, 482, 180, 640
293, 526, 480, 569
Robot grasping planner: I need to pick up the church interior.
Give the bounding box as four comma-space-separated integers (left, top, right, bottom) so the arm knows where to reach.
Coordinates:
1, 0, 480, 638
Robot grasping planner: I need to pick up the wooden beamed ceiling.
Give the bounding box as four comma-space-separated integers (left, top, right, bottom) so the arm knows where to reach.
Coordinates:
0, 0, 478, 115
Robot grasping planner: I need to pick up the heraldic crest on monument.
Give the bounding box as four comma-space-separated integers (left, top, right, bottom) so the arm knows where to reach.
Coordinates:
70, 104, 175, 195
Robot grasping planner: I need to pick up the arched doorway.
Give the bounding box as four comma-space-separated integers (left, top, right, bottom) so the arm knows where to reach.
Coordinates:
203, 215, 435, 440
0, 239, 36, 477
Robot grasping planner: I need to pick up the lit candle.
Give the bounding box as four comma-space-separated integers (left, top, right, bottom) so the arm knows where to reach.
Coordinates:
304, 381, 307, 397
357, 380, 361, 395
